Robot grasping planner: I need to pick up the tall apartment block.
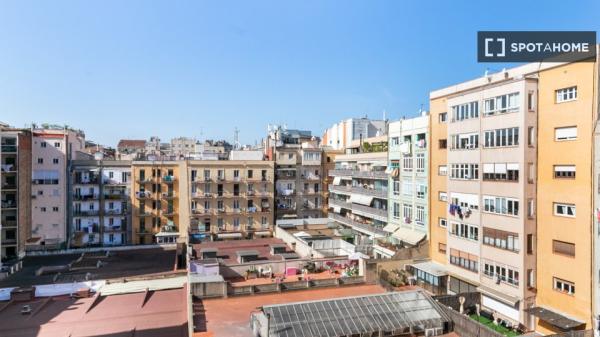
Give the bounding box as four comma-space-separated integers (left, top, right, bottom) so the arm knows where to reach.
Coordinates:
322, 117, 388, 150
425, 58, 599, 333
131, 161, 186, 245
321, 147, 344, 216
265, 126, 325, 219
328, 136, 388, 250
0, 125, 32, 263
31, 127, 85, 248
385, 115, 429, 254
188, 157, 274, 241
70, 159, 131, 247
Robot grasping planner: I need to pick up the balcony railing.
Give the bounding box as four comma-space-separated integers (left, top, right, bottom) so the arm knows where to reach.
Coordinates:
2, 183, 17, 190
136, 191, 152, 199
328, 185, 387, 198
351, 203, 388, 221
163, 175, 176, 183
0, 220, 17, 227
328, 213, 387, 236
1, 164, 17, 172
329, 169, 388, 180
74, 178, 100, 185
0, 145, 17, 153
104, 193, 127, 200
301, 174, 320, 181
73, 194, 99, 201
329, 199, 351, 210
73, 210, 100, 217
1, 201, 17, 209
162, 192, 176, 199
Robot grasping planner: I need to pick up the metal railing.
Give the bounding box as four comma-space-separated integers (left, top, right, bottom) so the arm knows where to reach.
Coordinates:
328, 213, 387, 236
329, 169, 388, 179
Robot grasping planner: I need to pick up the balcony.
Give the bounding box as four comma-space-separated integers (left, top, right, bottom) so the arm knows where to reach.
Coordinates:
138, 212, 152, 217
2, 183, 17, 190
1, 200, 17, 209
1, 220, 17, 227
1, 164, 17, 173
73, 210, 100, 217
329, 199, 351, 210
163, 175, 176, 184
162, 192, 176, 200
136, 191, 152, 199
74, 178, 100, 185
104, 225, 125, 233
0, 145, 17, 153
351, 186, 387, 198
192, 192, 212, 199
276, 189, 296, 197
136, 177, 152, 184
105, 179, 127, 185
301, 189, 320, 195
276, 173, 296, 180
329, 169, 388, 180
351, 203, 388, 222
105, 209, 124, 216
301, 173, 320, 181
73, 194, 99, 201
104, 192, 127, 200
163, 208, 176, 217
328, 213, 387, 236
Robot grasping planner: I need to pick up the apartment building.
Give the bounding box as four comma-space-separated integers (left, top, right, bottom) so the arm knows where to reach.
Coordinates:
321, 147, 344, 216
535, 60, 597, 334
31, 127, 85, 249
70, 159, 131, 247
384, 115, 429, 254
265, 126, 325, 219
170, 137, 197, 158
425, 58, 599, 333
322, 117, 388, 150
188, 158, 274, 241
131, 161, 188, 245
328, 136, 388, 249
0, 126, 32, 263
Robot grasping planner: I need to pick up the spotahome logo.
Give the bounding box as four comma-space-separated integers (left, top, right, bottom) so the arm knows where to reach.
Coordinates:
478, 31, 596, 62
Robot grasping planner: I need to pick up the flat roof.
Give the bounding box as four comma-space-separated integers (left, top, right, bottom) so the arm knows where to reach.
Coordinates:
0, 287, 188, 337
259, 290, 450, 337
0, 248, 178, 288
196, 284, 387, 337
410, 261, 448, 277
192, 238, 292, 265
525, 306, 586, 330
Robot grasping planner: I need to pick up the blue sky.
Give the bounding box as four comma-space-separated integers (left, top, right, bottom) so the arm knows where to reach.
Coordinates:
1, 1, 599, 146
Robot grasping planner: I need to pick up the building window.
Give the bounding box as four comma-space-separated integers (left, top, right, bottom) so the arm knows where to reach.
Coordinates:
555, 126, 577, 141
439, 218, 447, 228
41, 207, 46, 212
528, 163, 535, 184
37, 158, 43, 164
553, 277, 575, 295
527, 199, 535, 218
391, 137, 399, 146
451, 101, 479, 122
403, 156, 413, 172
483, 92, 520, 116
482, 163, 519, 182
483, 127, 519, 148
439, 192, 447, 202
554, 165, 576, 179
482, 260, 519, 286
438, 139, 447, 149
438, 243, 447, 253
483, 227, 519, 252
54, 142, 61, 147
438, 165, 447, 176
450, 132, 478, 150
483, 196, 519, 216
555, 86, 577, 103
553, 240, 575, 257
416, 153, 425, 172
393, 203, 400, 219
416, 206, 425, 224
554, 202, 576, 217
403, 204, 413, 222
439, 112, 447, 123
416, 184, 426, 199
527, 91, 535, 111
450, 222, 479, 241
527, 234, 534, 254
527, 127, 535, 147
53, 158, 59, 164
402, 181, 413, 197
393, 180, 400, 196
449, 249, 478, 272
450, 163, 479, 180
41, 142, 47, 148
53, 207, 59, 212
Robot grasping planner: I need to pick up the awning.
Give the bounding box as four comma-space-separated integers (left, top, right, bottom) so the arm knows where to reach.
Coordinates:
350, 194, 373, 206
332, 176, 342, 186
382, 223, 400, 233
293, 231, 311, 238
384, 167, 393, 174
409, 261, 447, 277
525, 306, 586, 330
477, 284, 520, 306
217, 233, 242, 239
371, 161, 387, 167
254, 231, 271, 236
392, 168, 399, 177
155, 231, 179, 237
391, 229, 425, 246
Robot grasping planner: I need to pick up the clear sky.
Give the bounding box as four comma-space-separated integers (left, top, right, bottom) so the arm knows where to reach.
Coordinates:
1, 1, 599, 146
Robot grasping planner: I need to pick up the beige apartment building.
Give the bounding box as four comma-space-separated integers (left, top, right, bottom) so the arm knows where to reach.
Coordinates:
426, 57, 599, 333
188, 159, 274, 240
31, 127, 85, 248
131, 161, 186, 245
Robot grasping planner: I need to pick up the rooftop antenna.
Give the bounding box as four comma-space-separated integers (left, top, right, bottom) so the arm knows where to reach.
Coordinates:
383, 110, 386, 121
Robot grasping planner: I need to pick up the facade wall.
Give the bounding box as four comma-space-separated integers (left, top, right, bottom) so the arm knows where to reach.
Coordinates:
188, 160, 274, 240
535, 61, 597, 333
429, 97, 449, 265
